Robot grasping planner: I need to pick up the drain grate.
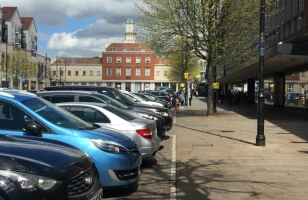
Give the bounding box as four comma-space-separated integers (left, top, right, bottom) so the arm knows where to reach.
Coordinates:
192, 144, 213, 147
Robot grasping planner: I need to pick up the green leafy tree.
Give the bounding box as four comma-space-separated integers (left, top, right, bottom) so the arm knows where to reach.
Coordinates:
136, 0, 277, 116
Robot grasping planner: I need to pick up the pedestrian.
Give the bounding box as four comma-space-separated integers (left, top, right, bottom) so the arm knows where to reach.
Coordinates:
179, 92, 185, 107
195, 90, 198, 98
172, 93, 178, 108
227, 89, 233, 109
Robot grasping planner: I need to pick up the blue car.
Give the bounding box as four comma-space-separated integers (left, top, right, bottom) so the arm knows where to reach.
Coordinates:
0, 91, 142, 188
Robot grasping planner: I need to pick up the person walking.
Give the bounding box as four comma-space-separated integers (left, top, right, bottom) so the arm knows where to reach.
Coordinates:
179, 92, 185, 107
195, 90, 198, 98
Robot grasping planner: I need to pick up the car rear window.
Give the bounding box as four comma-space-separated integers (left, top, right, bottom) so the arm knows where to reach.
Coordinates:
103, 105, 137, 121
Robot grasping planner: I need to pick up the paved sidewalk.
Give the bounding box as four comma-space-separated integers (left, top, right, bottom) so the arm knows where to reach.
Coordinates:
172, 97, 308, 200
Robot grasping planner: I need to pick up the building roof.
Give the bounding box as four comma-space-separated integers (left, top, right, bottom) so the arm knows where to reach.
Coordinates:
53, 57, 102, 65
1, 7, 17, 20
126, 17, 134, 24
105, 43, 152, 52
20, 17, 33, 29
155, 58, 170, 65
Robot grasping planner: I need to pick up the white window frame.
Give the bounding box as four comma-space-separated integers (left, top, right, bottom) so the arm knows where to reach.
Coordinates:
107, 57, 112, 63
145, 57, 150, 63
136, 57, 141, 63
75, 71, 79, 76
126, 57, 131, 63
145, 68, 150, 76
164, 71, 168, 76
136, 68, 140, 76
97, 71, 101, 76
112, 48, 116, 52
123, 48, 127, 52
107, 68, 112, 76
116, 68, 121, 76
68, 71, 71, 76
116, 57, 121, 63
89, 71, 93, 76
82, 71, 86, 76
131, 48, 135, 52
141, 48, 145, 52
156, 71, 160, 76
288, 84, 294, 92
126, 67, 131, 76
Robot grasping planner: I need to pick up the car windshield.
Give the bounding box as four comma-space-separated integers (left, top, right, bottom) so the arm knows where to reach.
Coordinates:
22, 98, 94, 130
144, 94, 157, 101
133, 94, 149, 101
108, 88, 136, 106
103, 105, 137, 121
94, 93, 129, 110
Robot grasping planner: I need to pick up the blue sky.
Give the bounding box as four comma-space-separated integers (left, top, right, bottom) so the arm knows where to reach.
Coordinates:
2, 0, 140, 57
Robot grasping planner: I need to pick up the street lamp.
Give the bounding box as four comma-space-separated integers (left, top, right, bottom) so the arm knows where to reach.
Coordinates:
256, 0, 266, 146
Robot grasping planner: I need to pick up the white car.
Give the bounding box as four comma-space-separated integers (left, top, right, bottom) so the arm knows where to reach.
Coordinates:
56, 102, 161, 158
120, 90, 164, 107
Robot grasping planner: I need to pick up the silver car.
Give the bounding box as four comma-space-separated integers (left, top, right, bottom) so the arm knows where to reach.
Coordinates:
56, 102, 161, 158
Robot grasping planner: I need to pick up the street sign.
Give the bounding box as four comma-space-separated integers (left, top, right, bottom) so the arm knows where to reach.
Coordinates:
213, 82, 219, 89
195, 74, 200, 79
270, 83, 274, 88
184, 72, 189, 79
180, 83, 185, 87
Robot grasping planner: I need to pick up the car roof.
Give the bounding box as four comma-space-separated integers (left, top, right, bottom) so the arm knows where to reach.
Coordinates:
0, 91, 38, 101
56, 102, 108, 107
37, 90, 99, 94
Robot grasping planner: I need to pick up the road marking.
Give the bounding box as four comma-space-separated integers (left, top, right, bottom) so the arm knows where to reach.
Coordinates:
170, 135, 176, 200
173, 110, 176, 124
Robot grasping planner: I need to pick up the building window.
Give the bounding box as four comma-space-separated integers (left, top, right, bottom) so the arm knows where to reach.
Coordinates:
141, 48, 145, 52
288, 84, 294, 92
75, 71, 79, 76
68, 71, 71, 76
126, 67, 131, 76
131, 48, 135, 52
60, 71, 63, 76
164, 71, 168, 76
89, 71, 93, 76
136, 68, 140, 76
156, 71, 160, 76
145, 57, 150, 63
112, 48, 116, 51
107, 68, 112, 76
116, 57, 121, 63
126, 57, 131, 63
123, 48, 126, 52
83, 71, 86, 76
300, 72, 306, 77
53, 70, 56, 76
136, 57, 141, 63
107, 57, 112, 63
145, 68, 150, 76
97, 71, 101, 76
116, 68, 121, 76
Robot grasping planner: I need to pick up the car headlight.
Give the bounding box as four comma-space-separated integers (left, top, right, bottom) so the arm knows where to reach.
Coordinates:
0, 170, 58, 191
160, 112, 169, 116
138, 113, 158, 120
90, 139, 130, 154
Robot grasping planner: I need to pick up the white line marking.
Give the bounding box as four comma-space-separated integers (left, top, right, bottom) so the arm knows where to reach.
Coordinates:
170, 135, 177, 200
173, 110, 176, 124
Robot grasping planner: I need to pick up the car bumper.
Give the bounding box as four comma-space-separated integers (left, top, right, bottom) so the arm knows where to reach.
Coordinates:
139, 137, 161, 158
91, 151, 142, 187
163, 116, 173, 131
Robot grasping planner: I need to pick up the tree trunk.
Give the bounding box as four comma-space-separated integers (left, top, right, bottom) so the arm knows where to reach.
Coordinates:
207, 64, 214, 116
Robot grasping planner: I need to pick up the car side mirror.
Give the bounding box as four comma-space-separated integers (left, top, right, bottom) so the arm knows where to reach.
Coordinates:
23, 121, 42, 137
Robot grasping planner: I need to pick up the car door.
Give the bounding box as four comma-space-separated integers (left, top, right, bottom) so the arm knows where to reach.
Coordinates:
0, 100, 51, 138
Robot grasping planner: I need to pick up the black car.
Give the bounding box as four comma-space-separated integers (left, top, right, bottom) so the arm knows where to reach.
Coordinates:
139, 90, 171, 102
43, 86, 173, 131
36, 90, 167, 138
0, 134, 103, 200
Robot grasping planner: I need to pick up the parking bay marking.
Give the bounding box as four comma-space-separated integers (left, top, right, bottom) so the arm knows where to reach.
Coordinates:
170, 135, 176, 200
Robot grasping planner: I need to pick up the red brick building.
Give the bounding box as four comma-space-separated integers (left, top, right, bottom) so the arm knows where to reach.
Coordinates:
101, 17, 175, 92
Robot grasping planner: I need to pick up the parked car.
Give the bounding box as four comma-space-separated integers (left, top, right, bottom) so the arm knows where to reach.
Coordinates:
42, 87, 173, 132
0, 134, 103, 200
0, 91, 141, 188
36, 90, 167, 138
57, 102, 161, 158
134, 93, 172, 109
139, 90, 171, 102
120, 90, 164, 107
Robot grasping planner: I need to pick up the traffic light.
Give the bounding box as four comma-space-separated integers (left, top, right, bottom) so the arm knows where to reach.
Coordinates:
1, 20, 8, 43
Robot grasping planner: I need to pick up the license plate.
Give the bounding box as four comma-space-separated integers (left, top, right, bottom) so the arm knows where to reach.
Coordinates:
90, 189, 103, 200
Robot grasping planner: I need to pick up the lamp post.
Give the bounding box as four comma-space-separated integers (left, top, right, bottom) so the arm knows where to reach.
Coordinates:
256, 0, 266, 146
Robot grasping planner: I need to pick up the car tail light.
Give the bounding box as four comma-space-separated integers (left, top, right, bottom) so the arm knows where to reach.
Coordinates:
136, 128, 154, 139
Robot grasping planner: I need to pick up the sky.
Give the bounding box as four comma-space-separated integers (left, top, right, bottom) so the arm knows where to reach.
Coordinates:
2, 0, 141, 57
